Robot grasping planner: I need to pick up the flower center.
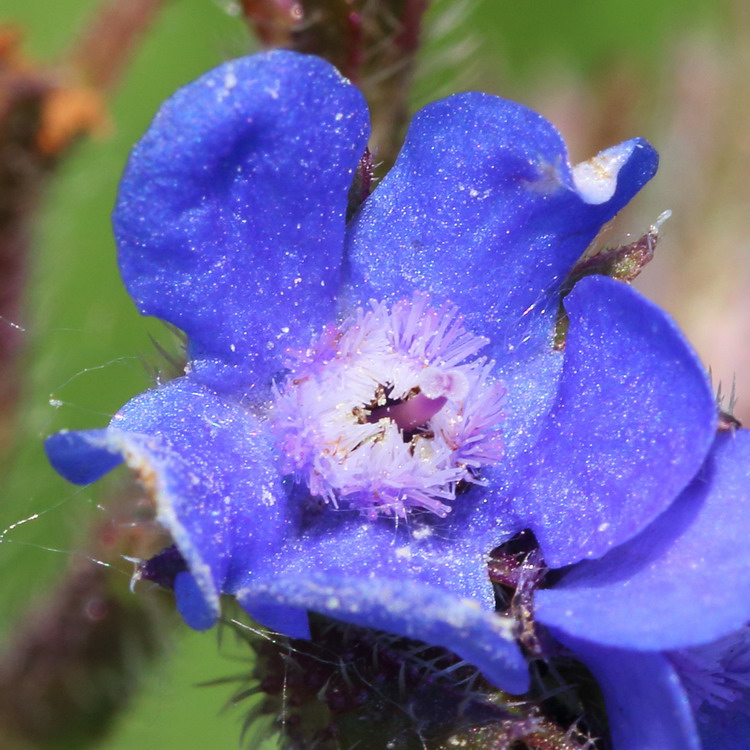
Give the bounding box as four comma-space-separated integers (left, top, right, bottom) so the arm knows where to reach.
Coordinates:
271, 294, 506, 518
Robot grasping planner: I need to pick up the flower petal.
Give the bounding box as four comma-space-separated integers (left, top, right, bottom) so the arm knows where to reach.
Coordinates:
555, 635, 700, 750
239, 575, 529, 694
237, 516, 529, 693
114, 51, 369, 392
696, 704, 750, 750
45, 428, 124, 485
535, 431, 750, 650
46, 378, 293, 630
174, 570, 218, 631
504, 275, 716, 566
495, 337, 565, 461
346, 92, 657, 356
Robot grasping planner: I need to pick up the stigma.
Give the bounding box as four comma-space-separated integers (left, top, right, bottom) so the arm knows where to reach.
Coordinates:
271, 294, 506, 518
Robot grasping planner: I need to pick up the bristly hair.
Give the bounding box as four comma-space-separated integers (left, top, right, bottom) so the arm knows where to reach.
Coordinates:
210, 588, 611, 749
220, 613, 526, 749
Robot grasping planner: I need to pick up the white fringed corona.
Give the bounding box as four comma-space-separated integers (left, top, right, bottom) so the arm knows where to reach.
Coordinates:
271, 294, 506, 517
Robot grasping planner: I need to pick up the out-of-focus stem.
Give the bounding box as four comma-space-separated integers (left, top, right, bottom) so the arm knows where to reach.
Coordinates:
0, 0, 167, 457
0, 3, 174, 746
240, 0, 429, 170
66, 0, 168, 93
0, 32, 49, 456
0, 491, 176, 749
240, 0, 298, 47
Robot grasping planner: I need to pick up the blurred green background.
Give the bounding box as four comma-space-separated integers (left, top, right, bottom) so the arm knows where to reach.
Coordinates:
0, 0, 741, 747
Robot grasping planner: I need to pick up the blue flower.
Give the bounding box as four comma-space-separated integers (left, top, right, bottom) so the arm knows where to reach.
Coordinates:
45, 51, 717, 695
535, 430, 750, 749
